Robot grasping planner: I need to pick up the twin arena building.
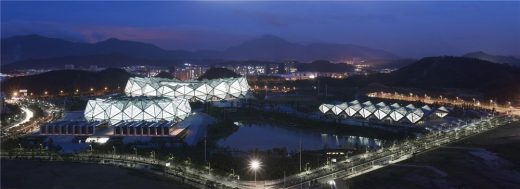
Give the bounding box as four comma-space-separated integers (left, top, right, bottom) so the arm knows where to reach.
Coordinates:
84, 76, 250, 125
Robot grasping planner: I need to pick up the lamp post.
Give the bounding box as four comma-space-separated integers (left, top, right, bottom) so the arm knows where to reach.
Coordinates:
133, 147, 137, 160
249, 160, 261, 187
112, 145, 116, 158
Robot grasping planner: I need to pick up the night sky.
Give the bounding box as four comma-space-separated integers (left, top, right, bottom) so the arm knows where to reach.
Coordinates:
2, 1, 519, 57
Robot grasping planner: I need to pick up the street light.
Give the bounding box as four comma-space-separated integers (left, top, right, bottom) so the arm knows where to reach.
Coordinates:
112, 145, 116, 157
249, 159, 261, 187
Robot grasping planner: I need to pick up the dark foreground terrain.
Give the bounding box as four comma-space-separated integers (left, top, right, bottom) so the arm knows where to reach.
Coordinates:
2, 121, 519, 189
349, 121, 520, 189
1, 160, 194, 189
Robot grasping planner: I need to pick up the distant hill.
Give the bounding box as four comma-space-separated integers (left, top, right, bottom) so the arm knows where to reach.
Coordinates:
1, 68, 132, 94
463, 51, 520, 67
215, 60, 280, 66
198, 67, 240, 80
1, 53, 180, 71
2, 34, 400, 66
320, 56, 520, 102
223, 35, 398, 62
154, 72, 175, 79
379, 56, 520, 101
384, 56, 520, 89
0, 35, 209, 64
296, 60, 355, 72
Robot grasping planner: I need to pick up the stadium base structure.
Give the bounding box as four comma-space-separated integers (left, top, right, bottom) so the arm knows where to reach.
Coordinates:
39, 121, 104, 136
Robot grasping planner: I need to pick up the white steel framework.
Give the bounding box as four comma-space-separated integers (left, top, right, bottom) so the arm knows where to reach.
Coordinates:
84, 96, 191, 124
124, 77, 250, 102
319, 100, 449, 124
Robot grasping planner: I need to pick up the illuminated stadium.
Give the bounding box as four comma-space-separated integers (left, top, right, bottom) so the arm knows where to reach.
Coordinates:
82, 76, 251, 124
319, 100, 449, 124
38, 76, 254, 137
124, 77, 250, 102
84, 96, 191, 124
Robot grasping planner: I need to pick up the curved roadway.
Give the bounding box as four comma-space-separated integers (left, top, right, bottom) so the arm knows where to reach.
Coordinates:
6, 107, 34, 131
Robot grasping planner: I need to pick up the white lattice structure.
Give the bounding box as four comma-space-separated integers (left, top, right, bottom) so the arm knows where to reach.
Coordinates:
389, 107, 407, 121
319, 100, 449, 124
406, 108, 424, 123
373, 105, 391, 120
318, 104, 334, 114
435, 106, 449, 118
124, 76, 250, 102
84, 96, 191, 124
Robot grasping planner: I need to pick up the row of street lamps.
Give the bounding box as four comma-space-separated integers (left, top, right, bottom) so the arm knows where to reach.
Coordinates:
11, 86, 121, 98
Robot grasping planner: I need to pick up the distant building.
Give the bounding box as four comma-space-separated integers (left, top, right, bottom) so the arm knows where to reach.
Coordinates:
283, 62, 298, 73
173, 64, 209, 80
123, 65, 169, 77
0, 93, 5, 114
88, 65, 99, 71
277, 72, 347, 80
64, 64, 75, 70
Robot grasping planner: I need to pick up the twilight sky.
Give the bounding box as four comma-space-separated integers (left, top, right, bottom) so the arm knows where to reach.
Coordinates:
2, 1, 519, 58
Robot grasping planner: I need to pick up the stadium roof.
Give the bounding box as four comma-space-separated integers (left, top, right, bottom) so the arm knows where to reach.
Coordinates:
319, 100, 449, 124
84, 96, 191, 124
125, 76, 250, 102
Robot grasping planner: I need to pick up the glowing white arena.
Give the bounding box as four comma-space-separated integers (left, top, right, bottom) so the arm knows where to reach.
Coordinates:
84, 96, 191, 124
319, 100, 448, 124
124, 77, 250, 102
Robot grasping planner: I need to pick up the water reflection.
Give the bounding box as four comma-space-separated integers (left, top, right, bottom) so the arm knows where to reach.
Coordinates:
217, 122, 382, 151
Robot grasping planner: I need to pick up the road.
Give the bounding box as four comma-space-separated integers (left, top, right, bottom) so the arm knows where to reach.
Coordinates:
368, 92, 520, 116
1, 100, 60, 141
6, 107, 34, 131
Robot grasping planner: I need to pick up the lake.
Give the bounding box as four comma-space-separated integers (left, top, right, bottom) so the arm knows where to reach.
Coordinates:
217, 122, 383, 151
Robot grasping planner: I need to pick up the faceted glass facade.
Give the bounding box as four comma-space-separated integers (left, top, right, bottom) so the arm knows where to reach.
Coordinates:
124, 77, 250, 102
84, 97, 191, 124
85, 76, 251, 124
319, 100, 448, 124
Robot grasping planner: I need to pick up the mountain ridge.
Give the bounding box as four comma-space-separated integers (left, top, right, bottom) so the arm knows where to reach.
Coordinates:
463, 51, 520, 67
1, 34, 400, 65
